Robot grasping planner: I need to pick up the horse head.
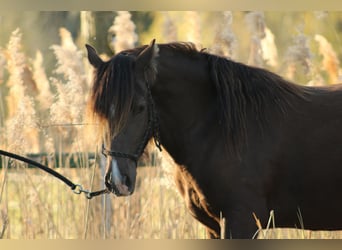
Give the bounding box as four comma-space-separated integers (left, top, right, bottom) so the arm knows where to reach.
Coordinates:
86, 40, 159, 196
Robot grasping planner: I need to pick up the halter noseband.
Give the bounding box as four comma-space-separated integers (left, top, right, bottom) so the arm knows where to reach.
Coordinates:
101, 83, 162, 163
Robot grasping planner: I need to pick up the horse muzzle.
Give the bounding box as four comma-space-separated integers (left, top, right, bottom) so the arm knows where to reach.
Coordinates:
105, 158, 136, 196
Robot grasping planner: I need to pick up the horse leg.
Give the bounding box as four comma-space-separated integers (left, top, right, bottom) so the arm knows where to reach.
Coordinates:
185, 187, 221, 238
174, 166, 221, 238
206, 229, 219, 239
222, 203, 267, 239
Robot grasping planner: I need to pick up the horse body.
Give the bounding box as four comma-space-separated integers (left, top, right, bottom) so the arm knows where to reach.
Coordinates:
264, 87, 342, 231
87, 40, 342, 238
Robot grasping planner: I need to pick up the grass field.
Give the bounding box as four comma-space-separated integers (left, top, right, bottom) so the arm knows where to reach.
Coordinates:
0, 163, 207, 239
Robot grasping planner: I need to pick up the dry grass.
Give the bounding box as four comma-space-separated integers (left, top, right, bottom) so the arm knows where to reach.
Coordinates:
0, 165, 206, 239
253, 211, 342, 239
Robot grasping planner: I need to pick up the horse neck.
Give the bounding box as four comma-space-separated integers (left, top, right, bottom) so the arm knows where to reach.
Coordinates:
150, 49, 309, 166
151, 53, 218, 165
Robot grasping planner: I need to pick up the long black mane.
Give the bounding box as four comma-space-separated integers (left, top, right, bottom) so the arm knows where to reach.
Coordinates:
205, 53, 310, 154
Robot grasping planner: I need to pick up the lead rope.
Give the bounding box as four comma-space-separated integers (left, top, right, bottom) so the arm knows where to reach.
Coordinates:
0, 149, 109, 199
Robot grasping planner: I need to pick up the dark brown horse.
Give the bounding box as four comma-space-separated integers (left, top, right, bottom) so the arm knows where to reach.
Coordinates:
86, 40, 342, 239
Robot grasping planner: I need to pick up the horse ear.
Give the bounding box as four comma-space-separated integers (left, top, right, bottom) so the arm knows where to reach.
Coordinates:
135, 39, 158, 76
86, 44, 103, 68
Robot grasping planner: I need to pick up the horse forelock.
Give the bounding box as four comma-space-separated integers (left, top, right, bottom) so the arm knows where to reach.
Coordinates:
90, 53, 136, 136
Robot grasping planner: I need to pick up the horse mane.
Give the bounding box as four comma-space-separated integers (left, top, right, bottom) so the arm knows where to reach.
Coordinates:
156, 42, 310, 154
205, 53, 310, 155
151, 42, 310, 154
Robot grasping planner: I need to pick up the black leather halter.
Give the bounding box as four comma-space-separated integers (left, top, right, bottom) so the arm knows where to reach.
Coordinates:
101, 83, 162, 163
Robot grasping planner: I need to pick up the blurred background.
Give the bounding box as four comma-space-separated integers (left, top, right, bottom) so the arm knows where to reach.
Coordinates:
1, 11, 342, 239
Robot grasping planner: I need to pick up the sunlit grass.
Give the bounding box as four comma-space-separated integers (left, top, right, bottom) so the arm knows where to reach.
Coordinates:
0, 165, 207, 239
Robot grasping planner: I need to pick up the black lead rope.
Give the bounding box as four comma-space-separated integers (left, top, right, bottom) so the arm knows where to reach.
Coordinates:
0, 149, 109, 199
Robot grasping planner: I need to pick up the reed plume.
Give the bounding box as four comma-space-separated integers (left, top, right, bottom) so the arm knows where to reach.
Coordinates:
245, 11, 266, 67
0, 49, 5, 85
32, 50, 53, 111
50, 27, 87, 124
314, 34, 340, 84
284, 28, 313, 80
211, 11, 237, 59
3, 28, 39, 153
185, 11, 202, 49
108, 11, 138, 53
260, 27, 278, 68
49, 28, 88, 151
162, 12, 178, 42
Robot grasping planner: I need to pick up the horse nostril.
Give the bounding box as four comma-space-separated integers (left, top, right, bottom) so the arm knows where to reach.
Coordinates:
122, 175, 131, 188
105, 173, 113, 189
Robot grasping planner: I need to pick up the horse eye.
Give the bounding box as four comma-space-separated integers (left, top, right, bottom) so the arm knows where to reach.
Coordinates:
132, 104, 145, 115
